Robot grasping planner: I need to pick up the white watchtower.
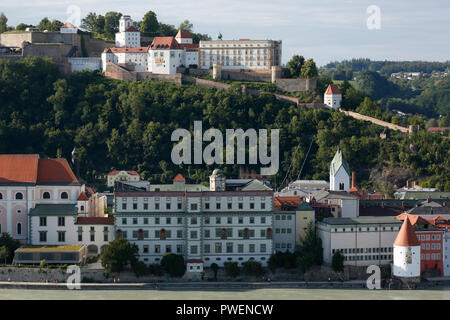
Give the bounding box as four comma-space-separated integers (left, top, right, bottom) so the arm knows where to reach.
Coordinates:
393, 216, 421, 282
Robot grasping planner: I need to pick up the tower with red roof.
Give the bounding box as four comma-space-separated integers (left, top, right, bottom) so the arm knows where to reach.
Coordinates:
324, 84, 342, 109
393, 216, 421, 280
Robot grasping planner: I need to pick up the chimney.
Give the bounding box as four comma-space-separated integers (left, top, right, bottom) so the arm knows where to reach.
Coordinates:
427, 196, 431, 203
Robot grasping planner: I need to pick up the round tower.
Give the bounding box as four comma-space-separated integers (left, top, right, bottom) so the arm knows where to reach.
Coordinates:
393, 216, 421, 284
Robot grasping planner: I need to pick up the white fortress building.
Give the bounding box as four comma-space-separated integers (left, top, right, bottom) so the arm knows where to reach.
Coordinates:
198, 39, 282, 71
102, 15, 199, 74
392, 216, 421, 281
329, 147, 351, 192
324, 84, 342, 109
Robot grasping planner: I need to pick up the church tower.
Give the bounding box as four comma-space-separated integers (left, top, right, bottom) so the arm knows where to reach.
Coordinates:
393, 216, 421, 282
209, 169, 226, 191
329, 147, 351, 191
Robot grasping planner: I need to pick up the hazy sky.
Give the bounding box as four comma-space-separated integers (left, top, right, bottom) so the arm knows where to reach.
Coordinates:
1, 0, 449, 65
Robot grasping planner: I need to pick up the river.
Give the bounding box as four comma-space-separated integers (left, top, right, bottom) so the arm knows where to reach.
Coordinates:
1, 287, 450, 299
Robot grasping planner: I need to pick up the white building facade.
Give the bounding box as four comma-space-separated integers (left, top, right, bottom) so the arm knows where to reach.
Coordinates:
329, 147, 351, 192
115, 15, 140, 48
324, 84, 342, 109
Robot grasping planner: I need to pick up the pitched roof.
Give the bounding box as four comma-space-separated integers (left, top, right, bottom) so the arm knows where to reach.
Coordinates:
37, 158, 79, 185
76, 217, 114, 225
150, 37, 181, 50
393, 216, 420, 246
125, 26, 139, 32
108, 170, 139, 176
0, 154, 39, 184
179, 43, 199, 51
325, 84, 341, 95
77, 192, 89, 201
61, 22, 76, 29
427, 127, 448, 132
176, 29, 192, 39
29, 204, 78, 216
395, 212, 429, 225
330, 147, 351, 176
274, 196, 301, 209
108, 47, 149, 54
173, 174, 185, 182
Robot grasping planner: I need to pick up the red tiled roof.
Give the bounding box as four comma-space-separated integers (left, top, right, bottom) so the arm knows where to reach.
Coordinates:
180, 43, 199, 51
173, 174, 185, 182
274, 196, 301, 209
37, 158, 79, 184
325, 84, 341, 95
61, 22, 76, 29
427, 127, 448, 132
76, 217, 114, 225
108, 170, 139, 176
394, 216, 420, 247
176, 29, 192, 39
151, 37, 181, 50
125, 26, 139, 32
77, 192, 89, 201
0, 154, 39, 184
396, 213, 429, 226
108, 47, 149, 53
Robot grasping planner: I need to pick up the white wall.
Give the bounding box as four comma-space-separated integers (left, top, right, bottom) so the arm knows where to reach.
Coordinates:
330, 166, 350, 192
393, 245, 421, 277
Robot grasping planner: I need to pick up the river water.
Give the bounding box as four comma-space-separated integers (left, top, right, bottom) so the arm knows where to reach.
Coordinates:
1, 287, 450, 300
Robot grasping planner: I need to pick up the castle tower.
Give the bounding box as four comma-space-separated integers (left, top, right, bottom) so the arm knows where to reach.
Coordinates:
119, 15, 133, 33
175, 29, 193, 44
116, 15, 140, 48
209, 169, 226, 191
329, 147, 350, 192
324, 84, 342, 109
393, 216, 421, 281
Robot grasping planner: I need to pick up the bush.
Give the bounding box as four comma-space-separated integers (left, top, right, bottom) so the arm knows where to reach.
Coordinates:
210, 263, 219, 281
160, 253, 185, 277
332, 250, 345, 272
132, 261, 149, 277
149, 264, 164, 276
242, 261, 265, 277
224, 262, 240, 278
39, 259, 47, 268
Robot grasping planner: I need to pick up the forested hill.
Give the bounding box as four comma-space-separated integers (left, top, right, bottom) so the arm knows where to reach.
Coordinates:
0, 57, 449, 192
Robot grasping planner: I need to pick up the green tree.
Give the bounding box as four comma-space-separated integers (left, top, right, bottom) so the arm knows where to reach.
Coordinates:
342, 87, 365, 111
104, 12, 122, 38
224, 262, 240, 277
0, 233, 20, 263
297, 221, 323, 272
50, 20, 63, 32
15, 23, 31, 31
210, 263, 219, 280
39, 259, 47, 268
0, 13, 7, 34
82, 12, 105, 33
300, 58, 318, 78
0, 246, 8, 264
101, 238, 139, 276
157, 23, 177, 36
160, 253, 185, 277
286, 55, 305, 78
140, 11, 159, 35
178, 19, 193, 32
132, 260, 149, 277
242, 261, 265, 277
331, 250, 344, 272
37, 17, 52, 31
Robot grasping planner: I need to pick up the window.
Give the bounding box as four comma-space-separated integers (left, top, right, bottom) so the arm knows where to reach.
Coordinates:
90, 233, 95, 242
166, 245, 172, 253
177, 245, 183, 254
227, 217, 232, 224
0, 193, 2, 200
261, 217, 266, 224
166, 203, 171, 210
39, 231, 47, 242
143, 218, 148, 224
122, 218, 127, 225
216, 217, 221, 224
190, 245, 198, 254
260, 244, 266, 253
166, 217, 171, 224
238, 244, 244, 253
238, 203, 243, 209
339, 183, 345, 190
191, 217, 197, 224
58, 217, 65, 227
155, 217, 160, 224
249, 244, 255, 253
15, 192, 23, 200
133, 218, 138, 225
178, 217, 183, 224
43, 192, 51, 199
60, 192, 68, 199
40, 217, 47, 227
190, 231, 198, 239
216, 203, 221, 210
227, 203, 232, 209
177, 230, 183, 238
190, 203, 198, 210
177, 203, 182, 210
204, 230, 210, 238
122, 203, 127, 210
215, 243, 222, 253
155, 245, 160, 253
250, 217, 255, 224
155, 203, 160, 210
205, 203, 210, 210
143, 245, 149, 254
104, 233, 108, 242
133, 203, 137, 210
238, 217, 243, 224
204, 244, 210, 253
261, 203, 266, 209
58, 231, 65, 242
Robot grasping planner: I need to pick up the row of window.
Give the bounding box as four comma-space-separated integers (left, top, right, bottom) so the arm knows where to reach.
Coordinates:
421, 253, 441, 261
332, 247, 393, 254
38, 231, 109, 243
121, 202, 266, 211
0, 192, 69, 200
344, 255, 392, 261
40, 216, 66, 227
332, 226, 399, 232
120, 216, 269, 225
275, 243, 293, 249
0, 223, 22, 235
419, 234, 441, 241
122, 228, 272, 240
421, 243, 441, 250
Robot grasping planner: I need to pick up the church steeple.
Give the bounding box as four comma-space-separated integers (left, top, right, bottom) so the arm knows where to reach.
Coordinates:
329, 147, 351, 191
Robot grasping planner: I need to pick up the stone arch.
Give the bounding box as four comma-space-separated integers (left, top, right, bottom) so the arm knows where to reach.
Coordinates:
88, 244, 98, 255
43, 192, 51, 199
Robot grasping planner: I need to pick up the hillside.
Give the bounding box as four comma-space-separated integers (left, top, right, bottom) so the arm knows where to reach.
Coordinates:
0, 57, 449, 192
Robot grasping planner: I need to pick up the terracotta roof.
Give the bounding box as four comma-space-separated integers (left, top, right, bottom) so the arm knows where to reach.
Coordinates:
108, 170, 139, 176
125, 26, 139, 32
37, 158, 79, 184
76, 217, 114, 225
396, 212, 429, 225
61, 22, 76, 29
77, 192, 89, 201
180, 43, 199, 51
108, 47, 149, 53
325, 84, 341, 95
176, 29, 192, 39
151, 37, 180, 50
393, 216, 420, 246
274, 196, 301, 209
173, 173, 185, 182
427, 127, 449, 132
186, 259, 204, 263
0, 154, 39, 184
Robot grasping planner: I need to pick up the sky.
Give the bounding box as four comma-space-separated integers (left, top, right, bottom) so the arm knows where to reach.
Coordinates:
0, 0, 449, 66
